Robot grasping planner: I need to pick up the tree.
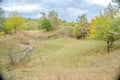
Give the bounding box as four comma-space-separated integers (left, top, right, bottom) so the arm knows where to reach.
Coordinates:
104, 3, 118, 18
112, 0, 120, 7
89, 4, 120, 53
78, 14, 89, 28
77, 14, 89, 38
40, 18, 51, 31
0, 8, 5, 32
4, 11, 24, 34
48, 10, 60, 29
38, 12, 51, 31
40, 12, 46, 19
72, 25, 81, 39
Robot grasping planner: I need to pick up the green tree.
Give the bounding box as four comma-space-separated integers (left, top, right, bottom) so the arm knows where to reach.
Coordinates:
48, 10, 60, 29
78, 14, 89, 28
89, 4, 120, 53
112, 0, 120, 7
38, 12, 51, 31
4, 11, 24, 34
77, 14, 89, 38
40, 12, 46, 19
72, 25, 81, 39
40, 18, 51, 31
104, 3, 118, 18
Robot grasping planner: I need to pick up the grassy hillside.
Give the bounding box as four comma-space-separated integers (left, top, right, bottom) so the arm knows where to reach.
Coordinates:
1, 38, 120, 80
31, 39, 105, 67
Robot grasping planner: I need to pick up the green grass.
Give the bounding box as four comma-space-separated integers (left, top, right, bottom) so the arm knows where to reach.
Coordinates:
30, 38, 105, 67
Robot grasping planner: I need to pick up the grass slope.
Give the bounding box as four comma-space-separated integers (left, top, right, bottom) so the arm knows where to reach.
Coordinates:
31, 39, 105, 67
1, 38, 120, 80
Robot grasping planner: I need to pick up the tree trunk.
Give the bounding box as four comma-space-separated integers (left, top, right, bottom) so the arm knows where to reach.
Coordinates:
14, 27, 17, 34
107, 41, 110, 53
107, 40, 113, 53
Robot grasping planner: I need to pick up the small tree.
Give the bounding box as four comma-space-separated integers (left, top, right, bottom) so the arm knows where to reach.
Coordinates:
78, 14, 89, 28
38, 12, 51, 31
40, 18, 51, 31
4, 11, 24, 34
72, 25, 81, 39
89, 4, 120, 53
48, 10, 60, 29
77, 14, 89, 38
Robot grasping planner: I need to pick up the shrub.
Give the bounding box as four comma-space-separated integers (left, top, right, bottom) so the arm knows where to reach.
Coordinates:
72, 25, 81, 39
38, 18, 51, 31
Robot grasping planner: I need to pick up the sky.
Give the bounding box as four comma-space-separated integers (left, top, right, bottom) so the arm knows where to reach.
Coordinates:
0, 0, 112, 21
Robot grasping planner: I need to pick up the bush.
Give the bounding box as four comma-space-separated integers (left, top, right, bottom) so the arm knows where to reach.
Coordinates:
72, 25, 81, 39
38, 18, 51, 31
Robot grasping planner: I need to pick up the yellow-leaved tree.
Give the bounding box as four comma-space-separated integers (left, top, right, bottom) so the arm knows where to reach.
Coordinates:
4, 11, 24, 34
89, 3, 120, 53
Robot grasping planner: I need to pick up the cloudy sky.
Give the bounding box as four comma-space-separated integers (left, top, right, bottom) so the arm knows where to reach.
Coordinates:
0, 0, 112, 21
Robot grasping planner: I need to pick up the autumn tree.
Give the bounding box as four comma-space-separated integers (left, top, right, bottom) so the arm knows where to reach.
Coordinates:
89, 4, 120, 53
48, 10, 60, 29
4, 11, 24, 34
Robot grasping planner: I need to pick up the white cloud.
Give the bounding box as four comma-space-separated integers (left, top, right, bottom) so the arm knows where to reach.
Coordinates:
36, 13, 41, 18
66, 7, 87, 16
3, 4, 41, 12
87, 0, 112, 6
